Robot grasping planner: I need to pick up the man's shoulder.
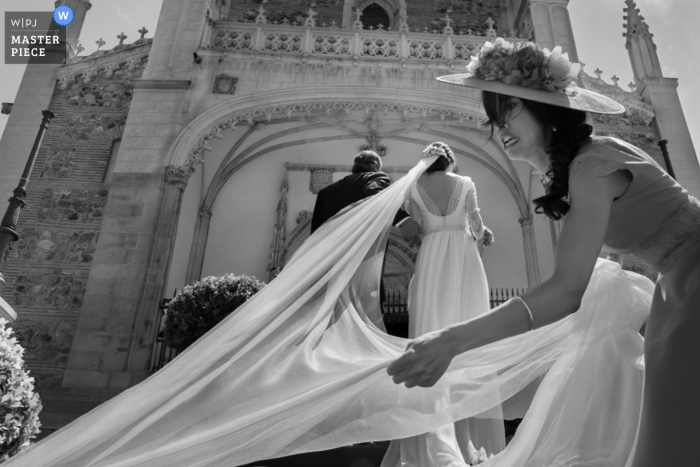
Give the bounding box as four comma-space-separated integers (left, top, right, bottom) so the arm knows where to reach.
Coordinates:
356, 171, 390, 183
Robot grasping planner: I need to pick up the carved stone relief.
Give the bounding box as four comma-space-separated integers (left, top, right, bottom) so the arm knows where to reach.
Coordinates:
212, 74, 238, 94
309, 168, 334, 194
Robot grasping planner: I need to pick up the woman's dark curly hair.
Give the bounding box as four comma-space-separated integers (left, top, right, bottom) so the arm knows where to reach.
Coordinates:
482, 91, 592, 220
425, 141, 457, 174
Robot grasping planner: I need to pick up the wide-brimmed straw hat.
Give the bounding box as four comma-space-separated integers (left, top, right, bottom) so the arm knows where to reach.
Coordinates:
437, 38, 625, 115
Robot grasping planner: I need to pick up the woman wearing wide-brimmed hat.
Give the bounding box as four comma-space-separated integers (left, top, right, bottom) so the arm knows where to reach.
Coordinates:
388, 38, 700, 467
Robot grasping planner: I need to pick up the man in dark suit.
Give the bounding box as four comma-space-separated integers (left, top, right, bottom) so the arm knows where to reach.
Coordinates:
310, 151, 422, 335
310, 150, 422, 243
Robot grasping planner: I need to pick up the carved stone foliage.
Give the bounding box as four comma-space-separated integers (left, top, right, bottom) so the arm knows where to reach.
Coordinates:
309, 168, 334, 194
212, 74, 238, 95
12, 269, 89, 310
13, 317, 77, 375
38, 188, 109, 222
61, 114, 128, 140
41, 148, 76, 179
296, 210, 312, 224
12, 228, 98, 263
64, 80, 134, 109
187, 101, 484, 168
164, 165, 195, 189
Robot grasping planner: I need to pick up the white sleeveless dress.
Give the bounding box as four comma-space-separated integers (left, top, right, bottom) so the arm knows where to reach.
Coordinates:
382, 176, 506, 467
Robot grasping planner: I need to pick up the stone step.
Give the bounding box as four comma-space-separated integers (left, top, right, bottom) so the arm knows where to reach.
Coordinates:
37, 390, 115, 403
34, 386, 122, 432
39, 412, 82, 429
40, 400, 103, 414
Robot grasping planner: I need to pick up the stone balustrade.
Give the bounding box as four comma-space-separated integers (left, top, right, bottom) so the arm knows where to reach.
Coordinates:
207, 22, 506, 64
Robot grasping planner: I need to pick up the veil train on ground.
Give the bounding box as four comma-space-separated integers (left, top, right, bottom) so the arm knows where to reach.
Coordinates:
7, 156, 654, 467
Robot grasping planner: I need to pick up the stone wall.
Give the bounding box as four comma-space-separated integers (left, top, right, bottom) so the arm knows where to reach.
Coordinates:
227, 0, 506, 35
3, 61, 143, 386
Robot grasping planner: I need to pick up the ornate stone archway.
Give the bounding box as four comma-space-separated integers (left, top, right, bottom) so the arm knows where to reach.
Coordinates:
163, 88, 540, 292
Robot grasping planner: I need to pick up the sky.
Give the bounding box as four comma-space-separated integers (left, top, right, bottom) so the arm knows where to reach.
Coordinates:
0, 0, 698, 158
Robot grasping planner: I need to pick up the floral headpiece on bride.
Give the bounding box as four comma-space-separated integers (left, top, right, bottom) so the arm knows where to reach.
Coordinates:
422, 145, 448, 159
422, 143, 456, 171
436, 38, 625, 115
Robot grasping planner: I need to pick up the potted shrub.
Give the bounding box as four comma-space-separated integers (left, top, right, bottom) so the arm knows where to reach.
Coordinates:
0, 319, 42, 461
162, 274, 265, 353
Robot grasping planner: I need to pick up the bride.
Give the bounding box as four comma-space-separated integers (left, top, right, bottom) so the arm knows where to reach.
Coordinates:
6, 148, 654, 467
382, 142, 505, 467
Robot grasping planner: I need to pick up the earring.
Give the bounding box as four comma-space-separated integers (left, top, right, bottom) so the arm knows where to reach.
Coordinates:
501, 123, 509, 129
552, 126, 557, 132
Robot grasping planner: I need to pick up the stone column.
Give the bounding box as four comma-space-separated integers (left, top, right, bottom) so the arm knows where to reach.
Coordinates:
184, 206, 213, 285
63, 165, 193, 389
126, 166, 194, 382
519, 214, 541, 288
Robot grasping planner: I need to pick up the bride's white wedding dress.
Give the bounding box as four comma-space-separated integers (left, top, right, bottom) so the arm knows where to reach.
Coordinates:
7, 157, 653, 467
382, 176, 505, 467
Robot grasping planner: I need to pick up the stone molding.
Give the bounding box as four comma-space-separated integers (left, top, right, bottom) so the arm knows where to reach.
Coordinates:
186, 101, 485, 169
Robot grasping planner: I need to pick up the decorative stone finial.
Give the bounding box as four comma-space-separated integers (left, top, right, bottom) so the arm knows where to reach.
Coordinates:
399, 13, 409, 33
628, 81, 636, 92
304, 8, 317, 27
353, 8, 363, 30
443, 14, 453, 35
75, 42, 84, 55
95, 37, 106, 50
138, 27, 149, 39
485, 17, 496, 37
116, 32, 127, 46
594, 68, 603, 79
610, 75, 620, 86
255, 5, 267, 24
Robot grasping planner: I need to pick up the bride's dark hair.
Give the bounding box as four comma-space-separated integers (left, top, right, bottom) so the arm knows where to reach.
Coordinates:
425, 142, 456, 174
482, 91, 592, 220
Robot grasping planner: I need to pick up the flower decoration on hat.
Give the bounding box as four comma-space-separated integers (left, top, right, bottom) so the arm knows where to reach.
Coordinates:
466, 38, 581, 95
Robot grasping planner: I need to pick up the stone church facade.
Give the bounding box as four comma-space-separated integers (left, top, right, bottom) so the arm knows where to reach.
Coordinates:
0, 0, 697, 422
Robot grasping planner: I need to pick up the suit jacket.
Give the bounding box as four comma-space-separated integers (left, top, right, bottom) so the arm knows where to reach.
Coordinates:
310, 172, 409, 233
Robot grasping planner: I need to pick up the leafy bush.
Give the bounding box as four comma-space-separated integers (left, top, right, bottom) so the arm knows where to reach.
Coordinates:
0, 319, 42, 461
162, 274, 265, 353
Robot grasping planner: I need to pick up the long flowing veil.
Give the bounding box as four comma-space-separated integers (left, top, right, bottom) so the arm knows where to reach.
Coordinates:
7, 156, 654, 467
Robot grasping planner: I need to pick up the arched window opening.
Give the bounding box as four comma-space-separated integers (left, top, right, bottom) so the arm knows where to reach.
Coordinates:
361, 3, 391, 30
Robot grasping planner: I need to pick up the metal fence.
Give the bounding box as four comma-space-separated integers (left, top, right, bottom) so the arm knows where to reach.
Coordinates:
149, 298, 177, 373
382, 287, 527, 323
